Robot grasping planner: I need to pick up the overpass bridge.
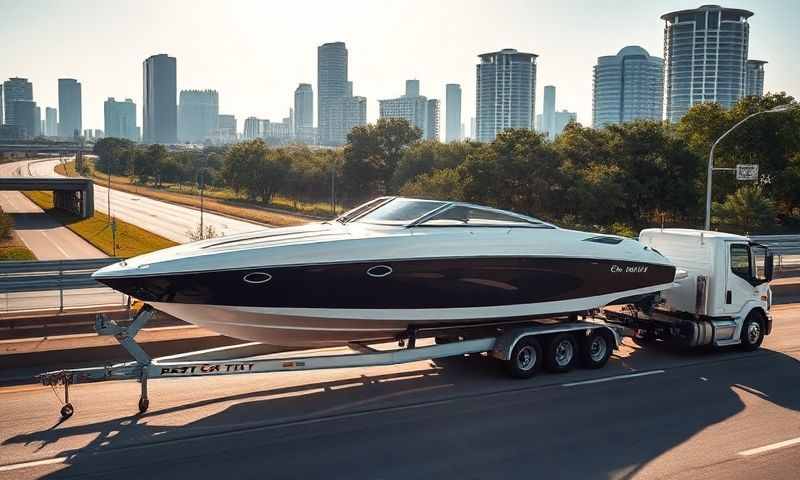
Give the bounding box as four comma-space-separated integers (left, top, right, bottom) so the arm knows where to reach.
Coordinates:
0, 177, 94, 218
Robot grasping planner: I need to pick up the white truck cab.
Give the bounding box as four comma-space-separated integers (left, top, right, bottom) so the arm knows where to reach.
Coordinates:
637, 228, 773, 349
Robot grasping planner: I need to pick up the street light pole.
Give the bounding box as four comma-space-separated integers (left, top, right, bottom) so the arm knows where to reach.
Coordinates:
704, 104, 796, 230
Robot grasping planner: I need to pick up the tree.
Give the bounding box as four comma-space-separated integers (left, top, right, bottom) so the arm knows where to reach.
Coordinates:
342, 118, 421, 201
399, 168, 465, 200
712, 185, 777, 234
222, 139, 269, 197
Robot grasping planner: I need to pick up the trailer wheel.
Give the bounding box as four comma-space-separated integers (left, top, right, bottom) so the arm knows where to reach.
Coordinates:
580, 331, 612, 369
138, 397, 150, 413
739, 311, 765, 352
60, 403, 74, 419
507, 337, 542, 379
545, 333, 577, 373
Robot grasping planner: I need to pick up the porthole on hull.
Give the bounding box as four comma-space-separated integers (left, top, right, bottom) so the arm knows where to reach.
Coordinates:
243, 272, 272, 284
367, 265, 393, 278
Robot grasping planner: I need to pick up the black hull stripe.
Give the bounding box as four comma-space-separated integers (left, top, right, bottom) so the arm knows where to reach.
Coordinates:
101, 257, 675, 310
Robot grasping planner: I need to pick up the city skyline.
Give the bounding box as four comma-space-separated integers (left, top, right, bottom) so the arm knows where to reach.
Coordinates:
1, 0, 798, 134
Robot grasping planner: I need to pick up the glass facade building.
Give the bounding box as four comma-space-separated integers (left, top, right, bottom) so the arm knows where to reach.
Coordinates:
3, 78, 33, 127
475, 49, 537, 142
445, 83, 461, 142
104, 97, 138, 141
143, 54, 177, 144
662, 5, 753, 122
178, 89, 219, 143
58, 78, 82, 138
592, 46, 664, 128
745, 59, 766, 97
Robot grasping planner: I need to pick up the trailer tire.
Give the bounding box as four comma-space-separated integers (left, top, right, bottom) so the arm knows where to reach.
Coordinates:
545, 333, 578, 373
580, 331, 612, 369
507, 337, 542, 379
60, 403, 74, 419
739, 311, 765, 352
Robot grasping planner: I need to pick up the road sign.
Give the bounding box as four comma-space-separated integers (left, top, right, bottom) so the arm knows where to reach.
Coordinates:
736, 164, 759, 181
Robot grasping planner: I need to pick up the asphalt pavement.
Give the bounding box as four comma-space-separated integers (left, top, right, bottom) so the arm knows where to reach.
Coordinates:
0, 160, 105, 260
0, 303, 798, 479
27, 158, 264, 243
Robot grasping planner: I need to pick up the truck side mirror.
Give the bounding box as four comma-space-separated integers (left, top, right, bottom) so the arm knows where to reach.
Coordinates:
765, 254, 774, 282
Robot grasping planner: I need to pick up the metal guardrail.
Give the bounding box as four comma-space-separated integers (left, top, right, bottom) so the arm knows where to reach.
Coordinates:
0, 258, 120, 293
749, 235, 800, 256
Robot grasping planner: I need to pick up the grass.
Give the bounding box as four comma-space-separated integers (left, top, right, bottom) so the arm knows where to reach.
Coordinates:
0, 208, 36, 260
56, 160, 326, 227
0, 246, 36, 260
23, 191, 177, 258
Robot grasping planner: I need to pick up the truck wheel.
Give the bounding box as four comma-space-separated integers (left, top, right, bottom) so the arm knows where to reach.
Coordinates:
580, 331, 612, 369
507, 337, 542, 379
740, 312, 765, 352
545, 333, 577, 373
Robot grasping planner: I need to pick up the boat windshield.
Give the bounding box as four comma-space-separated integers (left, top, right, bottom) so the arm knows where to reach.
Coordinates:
335, 197, 393, 224
417, 205, 549, 228
351, 198, 447, 225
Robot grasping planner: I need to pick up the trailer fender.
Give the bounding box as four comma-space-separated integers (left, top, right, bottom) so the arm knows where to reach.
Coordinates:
491, 324, 621, 361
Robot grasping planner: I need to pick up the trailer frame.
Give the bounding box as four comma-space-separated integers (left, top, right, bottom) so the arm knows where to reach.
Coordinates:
37, 306, 624, 419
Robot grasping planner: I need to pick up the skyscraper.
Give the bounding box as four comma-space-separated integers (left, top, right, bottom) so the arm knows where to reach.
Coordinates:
317, 42, 348, 145
445, 83, 461, 142
331, 95, 367, 143
745, 60, 767, 97
592, 46, 664, 128
178, 89, 219, 143
3, 78, 33, 127
58, 78, 82, 138
33, 106, 41, 137
143, 53, 177, 144
379, 80, 438, 140
475, 49, 537, 142
216, 114, 237, 144
662, 5, 753, 122
45, 107, 57, 137
104, 98, 138, 141
294, 83, 313, 132
542, 85, 556, 139
426, 99, 440, 141
14, 100, 37, 139
405, 80, 420, 98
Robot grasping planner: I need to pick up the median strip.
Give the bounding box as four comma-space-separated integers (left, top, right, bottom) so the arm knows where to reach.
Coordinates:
22, 190, 176, 257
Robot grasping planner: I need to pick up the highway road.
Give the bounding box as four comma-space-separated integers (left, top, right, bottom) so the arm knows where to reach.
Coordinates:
1, 303, 799, 479
26, 158, 264, 243
0, 161, 105, 261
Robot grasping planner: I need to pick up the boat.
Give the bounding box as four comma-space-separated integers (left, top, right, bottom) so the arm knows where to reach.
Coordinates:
92, 197, 677, 347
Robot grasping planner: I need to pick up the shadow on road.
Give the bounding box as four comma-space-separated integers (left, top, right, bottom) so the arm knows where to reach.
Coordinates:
4, 345, 800, 479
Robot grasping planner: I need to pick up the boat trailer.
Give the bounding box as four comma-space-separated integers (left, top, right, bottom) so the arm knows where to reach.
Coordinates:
38, 306, 624, 419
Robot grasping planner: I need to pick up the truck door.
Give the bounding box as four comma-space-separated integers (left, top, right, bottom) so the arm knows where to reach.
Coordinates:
723, 242, 757, 315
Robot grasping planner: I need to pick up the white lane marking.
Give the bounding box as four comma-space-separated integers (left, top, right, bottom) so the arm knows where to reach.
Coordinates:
40, 230, 71, 258
0, 456, 68, 472
562, 370, 665, 387
738, 436, 800, 456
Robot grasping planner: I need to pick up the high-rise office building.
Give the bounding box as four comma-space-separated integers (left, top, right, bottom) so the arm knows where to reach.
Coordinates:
33, 106, 41, 137
331, 95, 367, 143
143, 53, 177, 144
178, 89, 219, 143
45, 107, 57, 136
592, 46, 664, 128
405, 80, 420, 98
294, 83, 314, 143
215, 114, 237, 144
58, 78, 82, 138
317, 42, 349, 145
475, 49, 537, 142
104, 97, 138, 141
542, 85, 556, 139
535, 114, 542, 133
426, 99, 440, 141
379, 80, 439, 140
662, 5, 753, 122
745, 59, 767, 97
243, 117, 261, 140
445, 83, 462, 142
553, 110, 577, 137
14, 100, 37, 139
3, 78, 33, 127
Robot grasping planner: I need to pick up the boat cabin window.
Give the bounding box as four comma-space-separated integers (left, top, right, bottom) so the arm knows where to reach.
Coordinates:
354, 198, 447, 225
418, 205, 545, 227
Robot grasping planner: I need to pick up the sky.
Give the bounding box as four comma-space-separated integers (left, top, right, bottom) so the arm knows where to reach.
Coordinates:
2, 0, 799, 134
